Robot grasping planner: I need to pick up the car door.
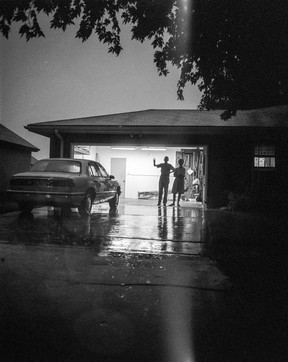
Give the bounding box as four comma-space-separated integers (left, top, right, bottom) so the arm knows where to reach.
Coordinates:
88, 162, 106, 203
97, 162, 117, 199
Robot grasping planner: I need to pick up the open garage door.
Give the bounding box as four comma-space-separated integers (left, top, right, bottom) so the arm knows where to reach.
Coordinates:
73, 144, 207, 206
111, 158, 126, 198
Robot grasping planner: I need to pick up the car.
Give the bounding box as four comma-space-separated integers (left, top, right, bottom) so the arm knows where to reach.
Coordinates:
7, 158, 121, 217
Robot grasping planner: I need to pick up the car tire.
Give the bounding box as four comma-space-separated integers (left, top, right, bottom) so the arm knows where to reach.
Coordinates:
18, 202, 34, 213
78, 192, 93, 217
109, 193, 119, 209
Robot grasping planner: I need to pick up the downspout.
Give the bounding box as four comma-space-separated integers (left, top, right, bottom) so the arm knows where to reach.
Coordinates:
54, 129, 64, 158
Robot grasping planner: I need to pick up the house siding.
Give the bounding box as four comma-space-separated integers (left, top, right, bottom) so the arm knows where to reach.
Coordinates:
0, 143, 32, 194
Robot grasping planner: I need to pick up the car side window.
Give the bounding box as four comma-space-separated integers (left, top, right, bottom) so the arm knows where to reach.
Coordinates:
88, 163, 101, 177
97, 163, 109, 178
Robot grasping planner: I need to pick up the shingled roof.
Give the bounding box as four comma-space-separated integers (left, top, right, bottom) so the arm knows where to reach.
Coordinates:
0, 124, 39, 151
25, 105, 288, 137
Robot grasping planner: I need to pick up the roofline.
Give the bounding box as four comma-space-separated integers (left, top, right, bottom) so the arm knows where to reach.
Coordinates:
24, 105, 288, 139
25, 125, 280, 139
25, 105, 288, 127
0, 138, 39, 151
26, 109, 158, 126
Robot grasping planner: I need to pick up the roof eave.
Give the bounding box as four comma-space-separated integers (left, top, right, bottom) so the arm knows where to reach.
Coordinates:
0, 139, 39, 151
25, 124, 281, 138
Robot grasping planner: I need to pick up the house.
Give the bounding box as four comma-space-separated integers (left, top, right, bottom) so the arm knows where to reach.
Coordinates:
25, 105, 288, 211
0, 124, 39, 198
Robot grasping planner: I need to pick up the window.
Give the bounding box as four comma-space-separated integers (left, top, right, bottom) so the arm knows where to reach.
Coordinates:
254, 145, 275, 169
98, 163, 109, 178
31, 160, 81, 173
88, 163, 101, 177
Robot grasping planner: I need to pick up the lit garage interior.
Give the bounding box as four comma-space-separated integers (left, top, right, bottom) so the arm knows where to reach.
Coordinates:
73, 144, 206, 203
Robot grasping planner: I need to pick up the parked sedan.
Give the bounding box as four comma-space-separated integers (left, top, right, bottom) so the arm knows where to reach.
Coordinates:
7, 158, 121, 216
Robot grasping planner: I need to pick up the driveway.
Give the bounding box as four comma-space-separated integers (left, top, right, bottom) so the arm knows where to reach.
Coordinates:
0, 199, 287, 361
0, 198, 205, 256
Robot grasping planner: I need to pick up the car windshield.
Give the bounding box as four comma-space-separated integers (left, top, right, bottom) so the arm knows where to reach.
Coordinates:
31, 160, 81, 174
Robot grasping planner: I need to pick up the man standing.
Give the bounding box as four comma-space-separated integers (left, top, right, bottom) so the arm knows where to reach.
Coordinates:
153, 156, 175, 206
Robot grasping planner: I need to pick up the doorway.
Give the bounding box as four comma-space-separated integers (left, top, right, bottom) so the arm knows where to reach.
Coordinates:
111, 158, 126, 198
175, 147, 207, 204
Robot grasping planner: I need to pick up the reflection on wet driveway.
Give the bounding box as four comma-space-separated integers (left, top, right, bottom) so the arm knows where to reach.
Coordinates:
3, 201, 282, 361
2, 201, 207, 257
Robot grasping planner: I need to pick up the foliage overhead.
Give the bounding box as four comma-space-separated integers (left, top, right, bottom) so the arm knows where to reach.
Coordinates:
1, 0, 288, 120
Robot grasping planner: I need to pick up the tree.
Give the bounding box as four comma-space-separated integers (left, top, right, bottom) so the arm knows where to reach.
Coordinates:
1, 0, 287, 119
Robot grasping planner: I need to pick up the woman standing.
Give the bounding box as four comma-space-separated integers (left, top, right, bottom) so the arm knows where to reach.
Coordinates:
169, 158, 186, 207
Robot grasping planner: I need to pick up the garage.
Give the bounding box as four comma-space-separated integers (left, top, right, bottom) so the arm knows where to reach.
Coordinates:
25, 106, 288, 210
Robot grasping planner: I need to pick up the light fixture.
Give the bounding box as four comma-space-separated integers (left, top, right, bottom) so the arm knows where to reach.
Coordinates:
111, 146, 138, 150
140, 147, 167, 151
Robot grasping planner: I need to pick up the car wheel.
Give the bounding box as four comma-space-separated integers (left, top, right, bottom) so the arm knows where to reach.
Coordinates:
78, 192, 93, 217
18, 202, 34, 213
109, 193, 119, 209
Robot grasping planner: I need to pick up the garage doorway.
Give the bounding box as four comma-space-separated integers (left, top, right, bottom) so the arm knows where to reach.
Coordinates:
111, 158, 126, 198
72, 144, 207, 205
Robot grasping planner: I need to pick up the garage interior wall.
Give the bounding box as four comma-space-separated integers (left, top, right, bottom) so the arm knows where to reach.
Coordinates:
73, 145, 197, 199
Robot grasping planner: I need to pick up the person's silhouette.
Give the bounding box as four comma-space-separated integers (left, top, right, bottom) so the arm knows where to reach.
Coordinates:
169, 158, 186, 207
153, 156, 175, 206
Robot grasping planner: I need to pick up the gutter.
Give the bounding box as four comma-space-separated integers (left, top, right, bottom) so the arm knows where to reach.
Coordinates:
54, 129, 64, 158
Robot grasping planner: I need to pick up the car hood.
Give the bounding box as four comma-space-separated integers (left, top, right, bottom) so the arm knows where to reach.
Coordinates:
11, 172, 80, 179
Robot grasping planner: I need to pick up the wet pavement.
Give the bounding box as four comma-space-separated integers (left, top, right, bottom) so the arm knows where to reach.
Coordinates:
0, 199, 288, 361
0, 199, 206, 256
